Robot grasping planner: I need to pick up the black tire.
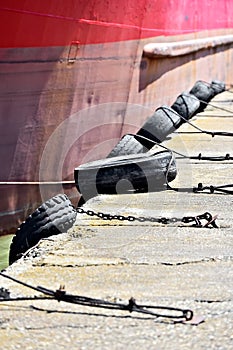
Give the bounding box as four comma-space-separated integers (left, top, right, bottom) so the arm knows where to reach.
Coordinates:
211, 80, 225, 94
171, 92, 200, 125
189, 80, 215, 105
189, 80, 225, 112
136, 106, 181, 147
107, 134, 147, 158
9, 194, 77, 265
75, 150, 177, 201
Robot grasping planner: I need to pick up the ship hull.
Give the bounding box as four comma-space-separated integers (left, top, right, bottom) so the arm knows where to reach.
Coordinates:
1, 1, 233, 235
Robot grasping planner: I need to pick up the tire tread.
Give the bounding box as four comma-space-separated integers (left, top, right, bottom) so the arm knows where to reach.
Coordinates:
9, 194, 77, 265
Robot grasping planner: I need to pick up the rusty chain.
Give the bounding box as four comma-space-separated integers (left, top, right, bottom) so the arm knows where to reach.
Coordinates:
76, 207, 218, 228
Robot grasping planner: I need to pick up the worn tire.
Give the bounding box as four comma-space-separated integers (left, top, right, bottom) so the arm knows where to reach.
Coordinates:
211, 80, 225, 94
136, 106, 181, 147
107, 134, 147, 158
189, 80, 225, 112
171, 92, 200, 125
75, 150, 177, 201
9, 194, 77, 265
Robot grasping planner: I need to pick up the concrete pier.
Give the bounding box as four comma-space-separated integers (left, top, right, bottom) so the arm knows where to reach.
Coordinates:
0, 92, 233, 349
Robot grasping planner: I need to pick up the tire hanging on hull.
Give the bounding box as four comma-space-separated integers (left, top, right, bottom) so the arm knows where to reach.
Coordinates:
136, 106, 181, 147
75, 150, 177, 201
9, 194, 77, 265
171, 93, 200, 126
8, 80, 225, 264
189, 80, 225, 112
107, 134, 147, 158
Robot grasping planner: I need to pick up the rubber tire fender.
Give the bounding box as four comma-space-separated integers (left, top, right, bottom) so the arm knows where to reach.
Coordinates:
189, 80, 215, 105
136, 106, 181, 148
211, 80, 225, 95
9, 194, 77, 265
189, 80, 225, 112
74, 150, 177, 201
107, 134, 147, 158
171, 92, 200, 125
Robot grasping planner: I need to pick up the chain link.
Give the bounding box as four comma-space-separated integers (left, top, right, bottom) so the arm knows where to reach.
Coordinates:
76, 207, 218, 228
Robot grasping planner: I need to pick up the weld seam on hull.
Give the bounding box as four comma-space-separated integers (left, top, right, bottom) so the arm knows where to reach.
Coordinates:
0, 6, 201, 34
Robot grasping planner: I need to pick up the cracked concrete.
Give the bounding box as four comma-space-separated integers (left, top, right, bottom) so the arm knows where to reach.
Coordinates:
0, 91, 233, 349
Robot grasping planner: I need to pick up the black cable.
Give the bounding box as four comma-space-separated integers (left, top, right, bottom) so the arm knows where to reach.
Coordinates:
183, 92, 233, 115
0, 272, 193, 321
133, 134, 233, 162
132, 134, 233, 196
193, 183, 233, 195
161, 106, 233, 137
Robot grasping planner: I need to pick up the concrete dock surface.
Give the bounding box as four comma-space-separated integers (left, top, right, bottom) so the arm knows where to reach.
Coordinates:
0, 91, 233, 349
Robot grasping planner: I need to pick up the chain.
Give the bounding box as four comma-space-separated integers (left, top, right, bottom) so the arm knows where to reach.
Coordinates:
76, 207, 218, 228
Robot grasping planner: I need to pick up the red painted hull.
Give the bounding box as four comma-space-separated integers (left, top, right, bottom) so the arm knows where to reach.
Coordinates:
0, 1, 233, 235
1, 1, 233, 47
